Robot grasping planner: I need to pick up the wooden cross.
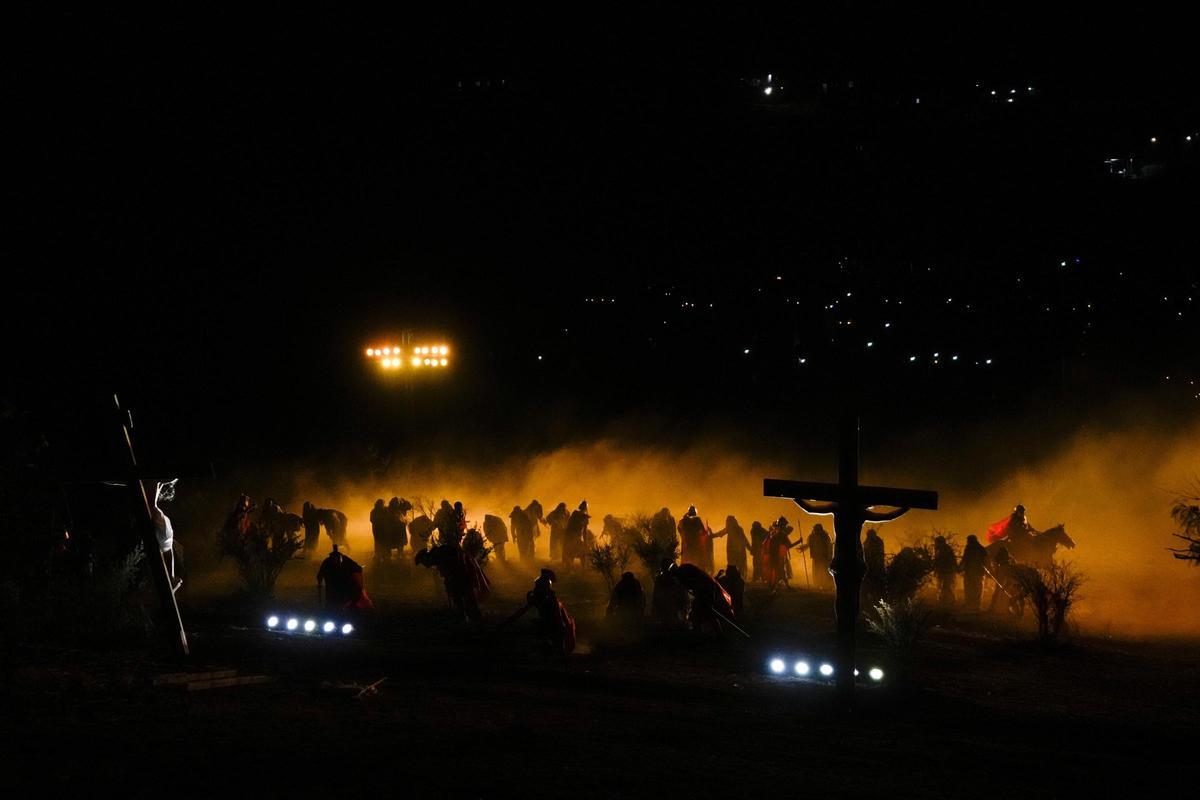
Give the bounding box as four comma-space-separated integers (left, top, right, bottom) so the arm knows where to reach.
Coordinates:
764, 415, 937, 699
114, 394, 190, 657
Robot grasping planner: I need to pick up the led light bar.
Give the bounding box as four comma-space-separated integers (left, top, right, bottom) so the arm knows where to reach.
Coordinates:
365, 344, 451, 370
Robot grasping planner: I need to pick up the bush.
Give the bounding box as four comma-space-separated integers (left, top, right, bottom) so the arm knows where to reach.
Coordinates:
1169, 490, 1200, 564
39, 542, 154, 644
866, 597, 934, 651
589, 543, 630, 590
218, 521, 303, 599
883, 545, 934, 603
1011, 560, 1086, 643
625, 514, 679, 574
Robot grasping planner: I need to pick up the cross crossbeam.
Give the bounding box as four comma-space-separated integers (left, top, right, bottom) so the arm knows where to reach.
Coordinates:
763, 479, 938, 511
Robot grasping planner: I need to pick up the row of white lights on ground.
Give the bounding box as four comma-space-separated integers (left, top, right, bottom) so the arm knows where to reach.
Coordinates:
768, 657, 884, 682
365, 345, 450, 369
267, 615, 354, 636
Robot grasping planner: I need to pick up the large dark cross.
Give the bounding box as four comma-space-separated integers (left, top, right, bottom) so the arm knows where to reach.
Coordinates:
764, 415, 937, 699
114, 394, 191, 657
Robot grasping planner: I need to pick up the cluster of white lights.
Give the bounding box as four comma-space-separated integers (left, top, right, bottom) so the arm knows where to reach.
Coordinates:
267, 615, 353, 636
365, 345, 450, 369
767, 656, 883, 683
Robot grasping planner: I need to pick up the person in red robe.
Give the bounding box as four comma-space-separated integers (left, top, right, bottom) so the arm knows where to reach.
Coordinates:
760, 517, 804, 591
317, 545, 374, 611
669, 563, 735, 635
416, 543, 491, 621
504, 569, 576, 656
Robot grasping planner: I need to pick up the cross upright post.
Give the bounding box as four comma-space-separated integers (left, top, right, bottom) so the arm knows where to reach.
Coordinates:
764, 415, 937, 703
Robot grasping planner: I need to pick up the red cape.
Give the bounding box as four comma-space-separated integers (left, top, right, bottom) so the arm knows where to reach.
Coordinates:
986, 516, 1010, 543
557, 599, 577, 655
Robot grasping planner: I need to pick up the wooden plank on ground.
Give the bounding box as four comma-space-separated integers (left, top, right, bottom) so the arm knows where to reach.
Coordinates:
153, 669, 237, 686
186, 675, 275, 692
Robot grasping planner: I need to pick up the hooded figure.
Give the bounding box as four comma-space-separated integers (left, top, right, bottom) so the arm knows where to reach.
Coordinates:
520, 569, 576, 655
933, 535, 958, 606
652, 558, 688, 626
807, 523, 834, 590
510, 505, 535, 561
546, 502, 570, 561
606, 571, 646, 627
677, 506, 711, 573
387, 497, 410, 553
670, 563, 735, 635
317, 545, 374, 611
749, 521, 769, 581
712, 515, 750, 574
564, 501, 591, 568
483, 514, 510, 563
416, 544, 491, 621
716, 564, 745, 616
370, 499, 390, 564
862, 527, 885, 603
960, 534, 989, 610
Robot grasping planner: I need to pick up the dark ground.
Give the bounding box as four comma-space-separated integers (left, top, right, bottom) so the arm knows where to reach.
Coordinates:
3, 561, 1197, 798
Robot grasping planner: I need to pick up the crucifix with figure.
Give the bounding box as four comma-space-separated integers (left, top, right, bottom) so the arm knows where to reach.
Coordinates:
764, 415, 937, 699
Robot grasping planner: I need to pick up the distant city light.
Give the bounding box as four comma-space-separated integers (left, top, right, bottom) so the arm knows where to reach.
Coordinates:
763, 87, 773, 96
869, 667, 884, 681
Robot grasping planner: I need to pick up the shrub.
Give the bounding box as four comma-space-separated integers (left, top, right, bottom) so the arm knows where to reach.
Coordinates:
1168, 490, 1200, 564
218, 521, 303, 599
589, 543, 630, 590
625, 514, 679, 574
883, 545, 934, 603
866, 597, 934, 651
1011, 560, 1086, 643
462, 526, 493, 567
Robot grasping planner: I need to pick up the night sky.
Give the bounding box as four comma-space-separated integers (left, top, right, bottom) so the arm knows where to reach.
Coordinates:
7, 5, 1198, 475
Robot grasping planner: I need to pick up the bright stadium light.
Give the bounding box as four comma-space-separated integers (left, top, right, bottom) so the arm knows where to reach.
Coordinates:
267, 615, 279, 629
323, 621, 336, 633
286, 618, 299, 631
303, 619, 316, 633
769, 658, 786, 674
794, 660, 810, 676
869, 667, 885, 681
341, 623, 354, 635
819, 663, 834, 677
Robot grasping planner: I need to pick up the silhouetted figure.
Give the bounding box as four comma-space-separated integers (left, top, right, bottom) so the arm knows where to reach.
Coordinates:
807, 523, 834, 590
862, 527, 885, 604
453, 501, 467, 543
317, 545, 374, 611
960, 534, 988, 610
933, 535, 958, 606
564, 501, 590, 568
225, 494, 255, 537
303, 502, 349, 550
606, 571, 646, 627
546, 502, 570, 561
650, 507, 677, 546
988, 504, 1035, 552
416, 544, 491, 621
434, 500, 457, 546
761, 517, 802, 590
524, 500, 545, 550
712, 515, 750, 574
387, 497, 410, 556
677, 506, 712, 573
749, 521, 769, 582
716, 564, 746, 616
262, 498, 306, 547
652, 558, 687, 626
408, 514, 436, 551
670, 563, 735, 635
510, 505, 535, 561
370, 499, 389, 564
503, 569, 576, 656
483, 514, 509, 563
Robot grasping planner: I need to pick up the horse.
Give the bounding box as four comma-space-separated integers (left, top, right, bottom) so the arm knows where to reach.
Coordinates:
986, 523, 1075, 568
303, 502, 349, 551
